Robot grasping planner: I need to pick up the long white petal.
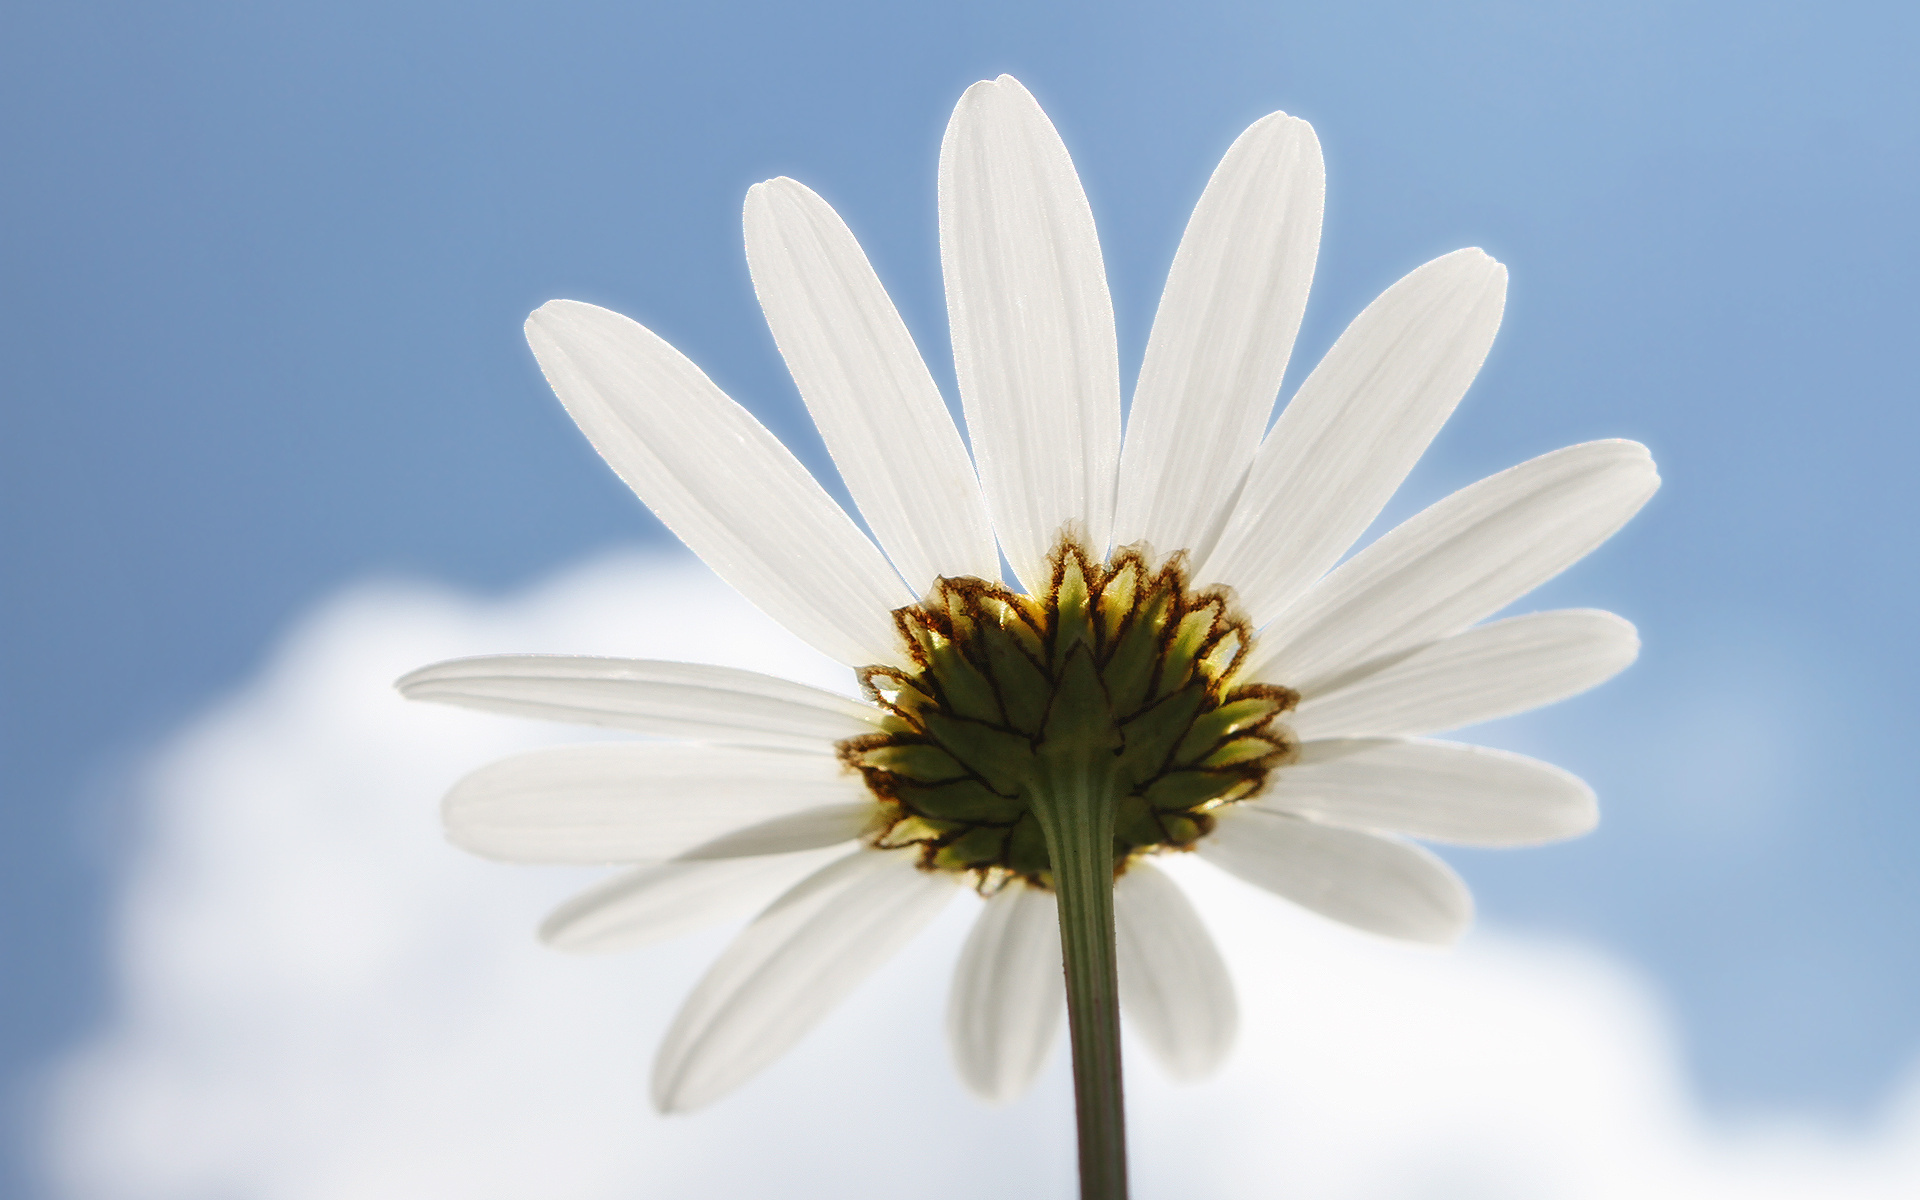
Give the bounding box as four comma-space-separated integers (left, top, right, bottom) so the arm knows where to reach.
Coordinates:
1199, 809, 1472, 944
1246, 439, 1659, 694
745, 178, 998, 593
1201, 249, 1508, 623
652, 849, 956, 1112
1113, 113, 1324, 564
1289, 609, 1640, 739
946, 881, 1064, 1103
1114, 862, 1237, 1080
539, 847, 845, 954
442, 744, 866, 863
525, 300, 912, 668
1255, 738, 1597, 846
675, 803, 877, 860
940, 75, 1121, 587
397, 655, 880, 750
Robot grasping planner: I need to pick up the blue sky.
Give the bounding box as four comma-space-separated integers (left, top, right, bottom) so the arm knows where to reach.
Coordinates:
4, 0, 1917, 1193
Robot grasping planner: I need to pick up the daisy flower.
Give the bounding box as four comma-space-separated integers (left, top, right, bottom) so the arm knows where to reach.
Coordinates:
400, 75, 1655, 1196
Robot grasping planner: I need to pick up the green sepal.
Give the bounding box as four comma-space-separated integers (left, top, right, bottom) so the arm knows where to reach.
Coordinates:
1114, 689, 1205, 788
1199, 627, 1243, 683
933, 825, 1013, 872
921, 711, 1035, 795
1039, 644, 1121, 759
980, 624, 1052, 735
900, 776, 1026, 823
927, 641, 1004, 725
1005, 813, 1051, 877
1050, 553, 1094, 675
1201, 736, 1278, 769
1114, 794, 1165, 849
875, 813, 963, 848
1156, 812, 1207, 846
1142, 769, 1240, 811
866, 670, 939, 721
981, 593, 1048, 662
1099, 583, 1170, 719
1096, 559, 1139, 637
1173, 695, 1283, 765
1156, 602, 1220, 700
858, 742, 968, 782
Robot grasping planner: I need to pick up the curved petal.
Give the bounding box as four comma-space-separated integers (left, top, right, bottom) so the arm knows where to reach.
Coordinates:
1199, 809, 1472, 944
1245, 439, 1659, 695
1200, 249, 1508, 623
745, 178, 998, 594
525, 300, 913, 668
946, 881, 1064, 1103
397, 655, 881, 750
676, 802, 877, 860
442, 744, 867, 863
652, 848, 956, 1112
1288, 609, 1640, 739
1255, 738, 1597, 846
539, 846, 846, 954
940, 75, 1121, 587
1114, 862, 1237, 1080
1113, 112, 1324, 565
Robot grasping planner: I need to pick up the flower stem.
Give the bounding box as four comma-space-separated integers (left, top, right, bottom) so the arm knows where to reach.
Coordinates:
1028, 647, 1129, 1200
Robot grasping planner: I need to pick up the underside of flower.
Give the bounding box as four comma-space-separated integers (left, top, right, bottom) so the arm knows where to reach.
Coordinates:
840, 537, 1297, 889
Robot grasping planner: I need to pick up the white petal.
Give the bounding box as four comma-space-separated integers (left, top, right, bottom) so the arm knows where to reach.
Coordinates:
1289, 609, 1640, 739
946, 881, 1064, 1103
1113, 113, 1324, 564
525, 300, 913, 668
1200, 249, 1508, 624
396, 655, 880, 750
1114, 861, 1237, 1080
1245, 439, 1659, 695
940, 75, 1121, 587
652, 848, 956, 1112
745, 178, 998, 594
442, 744, 866, 863
1199, 809, 1472, 944
676, 802, 877, 860
539, 847, 846, 954
1255, 738, 1598, 846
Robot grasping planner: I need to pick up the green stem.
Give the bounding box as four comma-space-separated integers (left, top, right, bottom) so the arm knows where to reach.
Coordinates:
1028, 752, 1128, 1200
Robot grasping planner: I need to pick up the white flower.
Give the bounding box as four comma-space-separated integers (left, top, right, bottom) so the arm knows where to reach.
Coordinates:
401, 76, 1657, 1115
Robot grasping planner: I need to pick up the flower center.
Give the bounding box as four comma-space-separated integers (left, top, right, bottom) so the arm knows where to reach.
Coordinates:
838, 538, 1297, 891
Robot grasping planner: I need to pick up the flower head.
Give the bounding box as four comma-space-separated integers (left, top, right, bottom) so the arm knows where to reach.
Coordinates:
402, 75, 1656, 1114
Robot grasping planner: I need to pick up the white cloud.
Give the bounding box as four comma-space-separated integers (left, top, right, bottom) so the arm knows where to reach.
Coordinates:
41, 551, 1920, 1199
